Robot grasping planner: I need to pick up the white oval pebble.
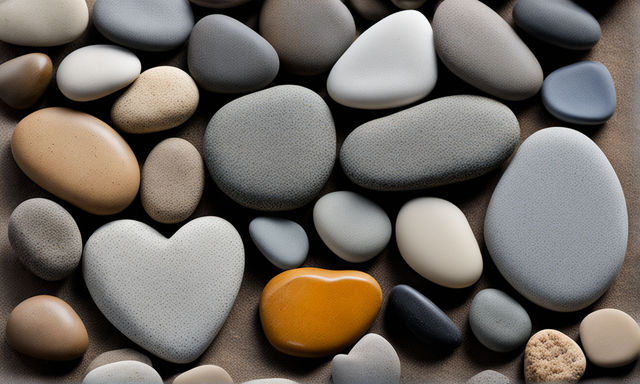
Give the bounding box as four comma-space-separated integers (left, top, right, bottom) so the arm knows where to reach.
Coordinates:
83, 361, 162, 384
580, 308, 640, 368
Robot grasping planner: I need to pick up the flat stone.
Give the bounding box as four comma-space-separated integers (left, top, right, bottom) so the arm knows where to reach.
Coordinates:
259, 268, 382, 357
93, 0, 194, 52
580, 308, 640, 368
327, 10, 437, 109
6, 295, 88, 360
0, 0, 88, 46
348, 0, 395, 21
433, 0, 543, 100
203, 85, 336, 211
542, 61, 616, 125
513, 0, 601, 50
469, 289, 531, 352
392, 0, 426, 9
524, 330, 586, 383
313, 191, 391, 263
111, 66, 199, 134
8, 198, 82, 281
11, 107, 140, 215
188, 14, 279, 93
141, 138, 205, 224
387, 285, 461, 348
86, 348, 152, 374
485, 127, 627, 312
189, 0, 252, 7
340, 95, 519, 190
83, 217, 244, 363
466, 370, 510, 384
332, 333, 400, 384
57, 45, 141, 102
0, 53, 52, 109
396, 198, 483, 288
260, 0, 355, 75
83, 361, 162, 384
249, 217, 308, 269
173, 365, 234, 384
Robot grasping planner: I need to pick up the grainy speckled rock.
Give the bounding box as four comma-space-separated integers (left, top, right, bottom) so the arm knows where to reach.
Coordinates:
466, 370, 511, 384
524, 330, 586, 383
249, 217, 308, 269
83, 361, 162, 384
332, 333, 400, 384
85, 348, 152, 374
580, 308, 640, 368
0, 53, 52, 109
173, 365, 234, 384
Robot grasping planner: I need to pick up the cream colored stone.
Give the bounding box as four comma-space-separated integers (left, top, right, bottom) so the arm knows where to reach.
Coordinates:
173, 365, 234, 384
580, 308, 640, 368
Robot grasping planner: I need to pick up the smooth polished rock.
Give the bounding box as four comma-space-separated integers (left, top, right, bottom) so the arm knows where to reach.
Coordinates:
580, 308, 640, 368
86, 348, 152, 374
0, 53, 52, 109
249, 217, 308, 269
83, 361, 162, 384
173, 365, 234, 384
331, 333, 400, 384
466, 370, 511, 384
524, 330, 586, 383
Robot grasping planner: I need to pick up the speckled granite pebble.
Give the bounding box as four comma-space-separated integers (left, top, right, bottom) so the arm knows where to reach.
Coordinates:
580, 308, 640, 368
466, 370, 511, 384
332, 333, 400, 384
203, 85, 336, 211
83, 361, 162, 384
0, 53, 52, 109
249, 217, 308, 269
524, 329, 586, 383
173, 365, 234, 384
85, 348, 152, 374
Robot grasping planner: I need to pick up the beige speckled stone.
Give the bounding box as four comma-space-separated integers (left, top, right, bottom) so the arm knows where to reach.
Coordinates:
524, 329, 586, 383
85, 348, 152, 374
111, 66, 199, 134
173, 365, 234, 384
580, 308, 640, 368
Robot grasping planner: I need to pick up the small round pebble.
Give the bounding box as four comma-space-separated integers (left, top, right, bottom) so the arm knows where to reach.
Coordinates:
173, 365, 234, 384
8, 198, 82, 281
0, 53, 52, 109
524, 329, 586, 383
141, 138, 205, 224
313, 191, 391, 263
249, 217, 308, 269
85, 348, 152, 374
83, 361, 162, 384
466, 370, 511, 384
469, 289, 532, 352
580, 308, 640, 368
332, 333, 400, 384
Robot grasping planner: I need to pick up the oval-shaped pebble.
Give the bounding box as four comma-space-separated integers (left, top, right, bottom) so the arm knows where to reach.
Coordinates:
93, 0, 194, 52
466, 370, 511, 384
8, 198, 82, 281
189, 0, 252, 7
260, 0, 355, 75
0, 53, 52, 109
388, 285, 461, 348
6, 295, 88, 360
396, 198, 482, 288
111, 66, 199, 134
433, 0, 543, 100
57, 45, 141, 102
313, 191, 391, 263
340, 95, 519, 191
580, 308, 640, 368
0, 0, 88, 46
249, 217, 308, 269
469, 289, 532, 352
484, 127, 627, 312
188, 14, 279, 93
141, 138, 205, 224
332, 333, 400, 384
513, 0, 601, 50
260, 267, 382, 357
524, 330, 586, 383
542, 61, 616, 125
86, 348, 152, 374
327, 10, 436, 109
11, 108, 140, 215
83, 361, 162, 384
173, 365, 233, 384
203, 85, 336, 211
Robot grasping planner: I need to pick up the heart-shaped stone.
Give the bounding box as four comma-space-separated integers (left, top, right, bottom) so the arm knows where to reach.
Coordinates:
83, 217, 244, 363
332, 333, 401, 384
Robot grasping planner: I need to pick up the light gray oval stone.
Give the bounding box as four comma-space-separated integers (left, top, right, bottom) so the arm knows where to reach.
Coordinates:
433, 0, 543, 100
8, 198, 82, 281
469, 289, 532, 352
83, 361, 162, 384
203, 85, 336, 211
513, 0, 601, 50
340, 95, 519, 191
466, 370, 511, 384
313, 191, 391, 263
249, 217, 308, 269
93, 0, 194, 52
85, 348, 152, 374
485, 127, 628, 312
188, 14, 279, 93
332, 333, 400, 384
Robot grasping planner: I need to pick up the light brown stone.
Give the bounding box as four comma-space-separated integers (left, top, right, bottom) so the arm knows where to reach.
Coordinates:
0, 53, 52, 109
580, 308, 640, 368
173, 365, 234, 384
524, 329, 586, 383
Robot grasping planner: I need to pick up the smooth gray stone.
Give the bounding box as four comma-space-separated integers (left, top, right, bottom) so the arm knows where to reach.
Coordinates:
466, 370, 511, 384
249, 217, 308, 269
8, 198, 82, 281
188, 14, 279, 93
513, 0, 601, 50
340, 95, 519, 191
332, 333, 400, 384
203, 85, 336, 211
485, 127, 628, 312
85, 348, 152, 374
433, 0, 543, 100
93, 0, 194, 52
83, 361, 162, 384
469, 289, 532, 352
542, 61, 616, 125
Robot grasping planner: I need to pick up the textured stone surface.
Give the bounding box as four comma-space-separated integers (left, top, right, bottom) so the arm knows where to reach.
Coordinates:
0, 53, 52, 109
466, 370, 511, 384
83, 361, 162, 384
524, 330, 586, 383
580, 308, 640, 368
86, 348, 152, 374
249, 217, 308, 269
173, 365, 234, 384
332, 333, 400, 384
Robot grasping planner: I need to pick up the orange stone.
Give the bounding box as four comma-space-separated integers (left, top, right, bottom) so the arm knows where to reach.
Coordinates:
259, 267, 382, 357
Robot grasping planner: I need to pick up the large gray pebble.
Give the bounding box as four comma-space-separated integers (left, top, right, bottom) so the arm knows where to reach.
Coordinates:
204, 85, 336, 210
332, 333, 400, 384
466, 370, 511, 384
188, 14, 279, 93
85, 348, 152, 374
249, 217, 308, 269
340, 95, 519, 191
8, 198, 82, 281
485, 128, 627, 312
83, 361, 162, 384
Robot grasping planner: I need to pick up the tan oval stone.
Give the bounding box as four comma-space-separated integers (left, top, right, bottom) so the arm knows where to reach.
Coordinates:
173, 365, 234, 384
111, 66, 199, 134
0, 53, 52, 109
85, 348, 152, 374
11, 107, 140, 215
580, 308, 640, 368
6, 295, 89, 360
524, 329, 586, 383
141, 138, 205, 224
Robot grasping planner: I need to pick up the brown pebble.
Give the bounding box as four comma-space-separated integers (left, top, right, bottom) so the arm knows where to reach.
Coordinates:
6, 295, 89, 360
173, 365, 234, 384
85, 348, 152, 374
0, 53, 52, 109
524, 329, 586, 383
